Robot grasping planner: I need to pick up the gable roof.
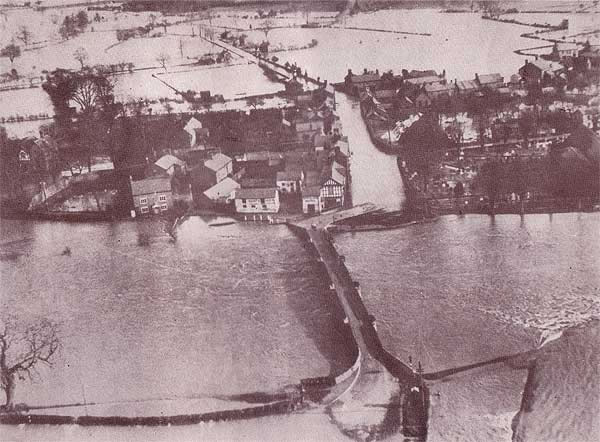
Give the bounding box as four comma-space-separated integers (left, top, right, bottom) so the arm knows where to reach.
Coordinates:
277, 170, 303, 181
234, 187, 278, 200
406, 76, 444, 86
323, 162, 346, 186
523, 59, 564, 74
184, 117, 203, 133
456, 79, 479, 91
562, 126, 600, 163
205, 153, 232, 171
203, 177, 240, 200
477, 73, 503, 85
425, 83, 454, 93
155, 154, 186, 171
350, 73, 380, 84
131, 176, 171, 196
302, 185, 321, 197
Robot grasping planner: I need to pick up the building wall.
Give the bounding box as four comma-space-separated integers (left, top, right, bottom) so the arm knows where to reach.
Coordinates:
302, 196, 321, 214
235, 194, 280, 213
133, 191, 173, 215
320, 183, 344, 209
277, 179, 299, 193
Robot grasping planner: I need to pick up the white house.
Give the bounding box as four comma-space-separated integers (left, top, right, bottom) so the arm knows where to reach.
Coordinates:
301, 185, 322, 214
204, 152, 233, 183
202, 177, 240, 205
154, 154, 186, 176
184, 117, 209, 149
234, 188, 280, 213
276, 169, 303, 193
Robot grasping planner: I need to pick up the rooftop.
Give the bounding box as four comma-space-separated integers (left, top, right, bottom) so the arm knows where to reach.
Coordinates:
456, 79, 479, 91
203, 177, 240, 200
154, 154, 185, 171
131, 176, 171, 196
204, 153, 232, 171
302, 185, 321, 197
234, 187, 278, 200
406, 76, 444, 86
276, 170, 303, 181
477, 73, 503, 85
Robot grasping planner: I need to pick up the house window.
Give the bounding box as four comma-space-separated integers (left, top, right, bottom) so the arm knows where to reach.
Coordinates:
241, 198, 247, 204
161, 204, 168, 211
140, 206, 149, 214
158, 195, 167, 202
139, 197, 148, 205
260, 198, 265, 204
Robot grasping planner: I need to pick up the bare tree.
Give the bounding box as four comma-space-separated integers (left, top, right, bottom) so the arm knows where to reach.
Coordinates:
156, 53, 170, 72
0, 315, 60, 410
73, 47, 88, 69
16, 26, 33, 46
1, 43, 21, 64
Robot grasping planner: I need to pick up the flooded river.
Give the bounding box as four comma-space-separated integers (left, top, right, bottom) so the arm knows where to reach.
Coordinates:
0, 217, 355, 412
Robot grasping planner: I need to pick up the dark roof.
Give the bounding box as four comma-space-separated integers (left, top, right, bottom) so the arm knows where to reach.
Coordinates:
425, 83, 453, 93
302, 185, 321, 197
131, 176, 171, 196
562, 126, 600, 163
276, 170, 302, 181
234, 187, 278, 199
350, 73, 380, 84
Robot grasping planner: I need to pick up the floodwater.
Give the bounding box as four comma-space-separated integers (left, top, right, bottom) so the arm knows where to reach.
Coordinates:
337, 93, 405, 210
0, 217, 355, 413
335, 212, 600, 442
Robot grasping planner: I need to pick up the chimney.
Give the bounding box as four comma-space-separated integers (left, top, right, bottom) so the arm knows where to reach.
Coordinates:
364, 68, 368, 74
475, 73, 479, 81
375, 68, 379, 76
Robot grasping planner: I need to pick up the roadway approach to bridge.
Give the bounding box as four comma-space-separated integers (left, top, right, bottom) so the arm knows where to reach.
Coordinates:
288, 204, 429, 440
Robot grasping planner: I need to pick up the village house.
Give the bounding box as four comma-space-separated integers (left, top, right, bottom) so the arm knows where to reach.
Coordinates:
183, 117, 210, 150
344, 69, 381, 95
130, 176, 173, 215
276, 169, 304, 193
153, 154, 186, 176
191, 152, 233, 189
405, 75, 445, 88
455, 79, 480, 96
294, 111, 325, 142
320, 161, 346, 210
518, 59, 565, 86
579, 43, 600, 71
196, 177, 240, 208
234, 187, 280, 213
424, 82, 455, 100
301, 185, 322, 214
550, 42, 580, 61
475, 73, 504, 89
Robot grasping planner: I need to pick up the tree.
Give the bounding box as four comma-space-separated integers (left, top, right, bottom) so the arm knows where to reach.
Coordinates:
0, 315, 60, 410
42, 68, 120, 170
16, 26, 33, 47
1, 44, 21, 64
73, 47, 88, 69
262, 19, 274, 41
75, 10, 89, 30
156, 53, 170, 71
477, 160, 502, 213
518, 111, 536, 147
59, 15, 76, 40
